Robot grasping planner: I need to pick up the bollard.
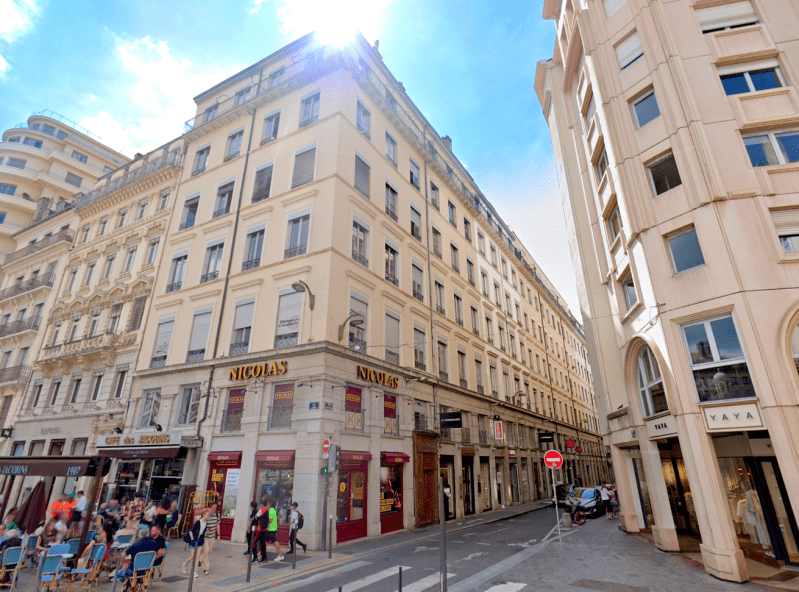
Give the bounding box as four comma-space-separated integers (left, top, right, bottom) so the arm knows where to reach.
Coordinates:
399, 566, 403, 591
292, 540, 297, 570
187, 543, 199, 592
562, 509, 572, 531
328, 516, 333, 559
246, 524, 255, 582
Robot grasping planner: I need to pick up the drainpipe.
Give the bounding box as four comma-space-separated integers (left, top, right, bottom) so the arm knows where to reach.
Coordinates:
421, 128, 438, 425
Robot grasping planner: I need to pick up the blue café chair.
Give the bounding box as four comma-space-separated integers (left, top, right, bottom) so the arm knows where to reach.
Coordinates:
0, 546, 22, 590
46, 544, 72, 574
155, 541, 169, 584
22, 536, 39, 570
37, 555, 65, 591
65, 542, 106, 592
122, 550, 156, 592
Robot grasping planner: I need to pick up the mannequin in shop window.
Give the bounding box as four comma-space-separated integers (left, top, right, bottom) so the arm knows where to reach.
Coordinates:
738, 489, 770, 549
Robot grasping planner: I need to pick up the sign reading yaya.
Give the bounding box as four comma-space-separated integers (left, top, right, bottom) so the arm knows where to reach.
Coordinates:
229, 360, 288, 381
357, 365, 400, 389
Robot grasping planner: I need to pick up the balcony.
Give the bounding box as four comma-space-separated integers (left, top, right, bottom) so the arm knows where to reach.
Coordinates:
275, 333, 299, 348
166, 282, 182, 293
384, 416, 399, 435
385, 350, 399, 365
413, 289, 424, 302
468, 277, 475, 287
452, 263, 460, 274
5, 229, 75, 265
435, 305, 446, 316
385, 271, 399, 286
345, 409, 364, 431
385, 207, 398, 222
242, 258, 260, 271
41, 331, 135, 362
433, 248, 442, 259
200, 271, 219, 283
352, 251, 368, 268
439, 371, 449, 382
459, 378, 468, 388
229, 341, 249, 356
212, 205, 230, 219
455, 316, 464, 327
479, 430, 488, 444
0, 273, 55, 302
462, 427, 471, 442
441, 428, 452, 441
0, 365, 30, 385
150, 355, 167, 368
178, 220, 195, 231
472, 328, 479, 337
477, 385, 484, 395
415, 360, 426, 371
0, 315, 41, 338
349, 336, 366, 352
75, 148, 182, 211
186, 349, 205, 363
284, 245, 307, 259
412, 231, 421, 241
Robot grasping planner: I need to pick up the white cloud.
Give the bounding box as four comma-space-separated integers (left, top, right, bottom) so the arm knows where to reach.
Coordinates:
79, 36, 237, 157
0, 0, 40, 75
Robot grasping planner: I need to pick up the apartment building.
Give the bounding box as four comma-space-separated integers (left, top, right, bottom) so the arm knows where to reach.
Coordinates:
536, 0, 799, 581
5, 141, 183, 507
0, 111, 128, 263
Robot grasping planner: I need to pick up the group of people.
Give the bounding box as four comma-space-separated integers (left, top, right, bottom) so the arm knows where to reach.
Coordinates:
600, 484, 619, 519
180, 503, 220, 578
244, 498, 305, 564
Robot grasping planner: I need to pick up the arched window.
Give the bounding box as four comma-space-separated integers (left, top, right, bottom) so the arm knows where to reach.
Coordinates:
637, 345, 668, 417
792, 325, 799, 376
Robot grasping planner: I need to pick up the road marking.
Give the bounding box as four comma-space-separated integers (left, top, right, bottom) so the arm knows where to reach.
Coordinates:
251, 561, 371, 592
507, 539, 537, 548
324, 566, 411, 592
476, 542, 491, 546
390, 572, 456, 592
484, 584, 526, 592
452, 552, 486, 564
413, 546, 438, 553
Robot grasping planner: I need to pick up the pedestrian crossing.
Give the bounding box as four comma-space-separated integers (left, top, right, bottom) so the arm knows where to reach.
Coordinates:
321, 565, 456, 592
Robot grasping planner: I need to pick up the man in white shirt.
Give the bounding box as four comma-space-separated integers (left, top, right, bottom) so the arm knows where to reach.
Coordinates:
287, 502, 306, 554
73, 490, 88, 524
600, 486, 611, 519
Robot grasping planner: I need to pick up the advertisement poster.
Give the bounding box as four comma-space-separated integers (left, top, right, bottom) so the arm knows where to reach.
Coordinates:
222, 469, 240, 518
380, 466, 402, 514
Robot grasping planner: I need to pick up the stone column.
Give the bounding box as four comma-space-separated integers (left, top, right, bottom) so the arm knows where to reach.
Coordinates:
488, 451, 498, 510
454, 450, 464, 518
638, 436, 679, 551
610, 446, 640, 533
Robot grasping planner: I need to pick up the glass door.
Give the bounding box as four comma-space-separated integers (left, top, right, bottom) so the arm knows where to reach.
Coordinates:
335, 464, 368, 542
753, 459, 799, 564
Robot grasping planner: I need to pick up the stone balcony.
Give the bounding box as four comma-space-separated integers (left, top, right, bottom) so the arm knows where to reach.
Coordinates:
40, 331, 139, 363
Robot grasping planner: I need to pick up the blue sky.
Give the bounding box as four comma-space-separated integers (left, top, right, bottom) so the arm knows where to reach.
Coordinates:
0, 1, 578, 316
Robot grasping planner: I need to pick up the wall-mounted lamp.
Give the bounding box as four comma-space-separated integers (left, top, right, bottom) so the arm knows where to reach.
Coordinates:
113, 427, 123, 434
155, 424, 163, 432
291, 280, 315, 310
337, 312, 364, 342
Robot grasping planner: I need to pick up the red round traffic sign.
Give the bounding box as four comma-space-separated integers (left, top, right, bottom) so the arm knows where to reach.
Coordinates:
322, 440, 330, 454
544, 450, 563, 469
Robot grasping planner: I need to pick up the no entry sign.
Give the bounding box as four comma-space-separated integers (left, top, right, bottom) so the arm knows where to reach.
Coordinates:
544, 450, 563, 469
322, 439, 330, 454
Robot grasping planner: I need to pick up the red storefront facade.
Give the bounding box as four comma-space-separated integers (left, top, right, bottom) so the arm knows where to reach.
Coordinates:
206, 451, 242, 540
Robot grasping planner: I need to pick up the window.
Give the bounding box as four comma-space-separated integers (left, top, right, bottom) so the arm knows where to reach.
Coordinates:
187, 311, 212, 362
236, 86, 251, 105
430, 183, 439, 209
112, 370, 127, 399
437, 341, 448, 380
88, 313, 100, 337
385, 312, 400, 365
744, 130, 799, 167
637, 346, 667, 417
501, 258, 508, 279
7, 158, 25, 169
202, 243, 224, 282
49, 380, 62, 406
227, 131, 244, 158
252, 164, 273, 202
178, 386, 201, 424
83, 260, 96, 286
668, 227, 705, 273
467, 259, 475, 285
204, 104, 218, 123
0, 185, 15, 196
263, 112, 280, 142
127, 295, 146, 332
270, 383, 295, 430
348, 293, 367, 351
276, 290, 303, 348
771, 209, 799, 253
97, 217, 108, 236
352, 221, 368, 267
621, 271, 637, 310
123, 245, 137, 273
432, 227, 442, 258
616, 31, 643, 70
194, 146, 210, 175
603, 0, 627, 17
490, 245, 497, 267
413, 399, 427, 430
511, 269, 517, 288
231, 301, 254, 355
5, 137, 18, 143
682, 315, 755, 402
146, 236, 160, 265
607, 204, 622, 242
721, 67, 783, 96
137, 199, 148, 219
66, 267, 78, 292
413, 328, 426, 370
454, 294, 463, 325
292, 147, 316, 188
107, 302, 122, 333
167, 255, 187, 292
464, 217, 471, 242
477, 232, 485, 255
385, 183, 397, 220
489, 365, 498, 396
458, 350, 467, 386
356, 101, 370, 136
285, 214, 310, 258
385, 133, 397, 166
139, 390, 161, 427
151, 319, 174, 367
631, 89, 660, 128
91, 374, 103, 401
80, 225, 91, 243
410, 206, 422, 240
181, 195, 199, 229
23, 137, 41, 148
481, 271, 489, 296
435, 281, 445, 315
70, 150, 87, 164
267, 67, 285, 88
65, 172, 82, 187
102, 253, 116, 280
214, 182, 234, 217
354, 156, 370, 198
31, 384, 43, 408
448, 202, 456, 227
595, 146, 609, 181
475, 359, 484, 393
385, 243, 399, 285
69, 377, 81, 404
451, 244, 459, 273
412, 264, 424, 301
244, 229, 264, 270
648, 153, 682, 195
409, 160, 420, 189
471, 306, 479, 335
696, 1, 758, 33
300, 92, 320, 126
344, 385, 363, 431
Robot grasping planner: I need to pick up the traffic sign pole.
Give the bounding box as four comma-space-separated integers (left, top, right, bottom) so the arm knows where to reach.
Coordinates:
545, 449, 564, 545
552, 463, 562, 544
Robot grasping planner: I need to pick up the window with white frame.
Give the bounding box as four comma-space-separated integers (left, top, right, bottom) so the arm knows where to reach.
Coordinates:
227, 130, 244, 158
159, 189, 170, 210
743, 129, 799, 167
83, 260, 96, 286
682, 314, 756, 402
352, 220, 368, 267
607, 204, 622, 242
187, 311, 212, 362
696, 1, 758, 34
385, 243, 399, 285
720, 65, 784, 96
413, 328, 426, 370
300, 92, 320, 127
620, 270, 638, 310
637, 345, 668, 417
354, 155, 370, 198
146, 236, 160, 265
385, 311, 400, 365
167, 255, 187, 292
214, 182, 234, 217
243, 229, 264, 270
631, 89, 660, 128
151, 319, 174, 368
252, 164, 273, 202
139, 390, 161, 427
410, 206, 422, 240
409, 160, 420, 189
668, 226, 705, 273
285, 213, 310, 258
90, 373, 103, 401
109, 302, 122, 333
437, 340, 448, 380
386, 132, 397, 166
770, 208, 799, 253
412, 264, 424, 301
292, 146, 316, 188
263, 111, 280, 142
181, 195, 199, 230
616, 31, 643, 70
647, 153, 682, 195
102, 252, 116, 280
178, 385, 201, 424
202, 243, 224, 282
97, 217, 108, 236
123, 245, 137, 273
385, 183, 397, 219
193, 146, 210, 175
137, 199, 148, 219
113, 370, 127, 399
117, 208, 127, 228
31, 383, 43, 408
430, 183, 439, 209
356, 101, 370, 136
231, 300, 254, 355
236, 86, 251, 105
595, 146, 609, 181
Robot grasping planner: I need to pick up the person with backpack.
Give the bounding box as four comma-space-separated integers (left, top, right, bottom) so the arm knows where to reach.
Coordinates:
288, 502, 306, 554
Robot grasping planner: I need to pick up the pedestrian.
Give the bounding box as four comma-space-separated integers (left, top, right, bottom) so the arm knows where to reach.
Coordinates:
600, 485, 612, 519
154, 498, 170, 531
609, 484, 619, 518
244, 501, 258, 556
201, 503, 219, 575
3, 508, 18, 531
265, 499, 284, 562
54, 512, 70, 540
287, 502, 306, 554
182, 508, 208, 578
254, 502, 268, 562
71, 490, 87, 525
50, 493, 70, 521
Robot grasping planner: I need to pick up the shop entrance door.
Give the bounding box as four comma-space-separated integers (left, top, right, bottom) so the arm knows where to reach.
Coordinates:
479, 460, 491, 511
336, 463, 367, 543
462, 463, 474, 515
751, 458, 799, 564
661, 457, 695, 534
510, 463, 520, 503
440, 466, 455, 520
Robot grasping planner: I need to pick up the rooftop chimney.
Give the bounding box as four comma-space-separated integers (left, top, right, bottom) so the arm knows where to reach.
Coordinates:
442, 135, 453, 152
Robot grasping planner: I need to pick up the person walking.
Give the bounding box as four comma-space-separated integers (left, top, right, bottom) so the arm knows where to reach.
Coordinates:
182, 508, 208, 578
244, 501, 257, 556
201, 503, 219, 575
265, 499, 284, 562
72, 491, 87, 525
254, 502, 269, 562
601, 485, 612, 519
287, 502, 306, 554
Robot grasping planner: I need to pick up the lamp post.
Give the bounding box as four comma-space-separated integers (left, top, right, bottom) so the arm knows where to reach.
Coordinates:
291, 280, 315, 310
337, 312, 364, 343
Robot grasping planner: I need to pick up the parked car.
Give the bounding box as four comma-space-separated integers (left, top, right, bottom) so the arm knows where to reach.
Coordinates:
566, 487, 606, 518
553, 483, 575, 505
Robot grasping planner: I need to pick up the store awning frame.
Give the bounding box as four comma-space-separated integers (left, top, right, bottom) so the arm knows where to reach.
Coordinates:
100, 447, 181, 460
254, 450, 295, 467
341, 451, 373, 463
381, 452, 410, 464
0, 456, 110, 477
207, 451, 242, 463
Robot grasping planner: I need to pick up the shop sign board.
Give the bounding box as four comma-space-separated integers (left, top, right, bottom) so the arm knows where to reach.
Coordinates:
538, 431, 555, 443
97, 432, 181, 448
576, 446, 583, 453
181, 437, 203, 448
357, 365, 400, 389
702, 402, 763, 432
494, 420, 504, 441
229, 360, 287, 381
646, 414, 678, 440
440, 411, 463, 429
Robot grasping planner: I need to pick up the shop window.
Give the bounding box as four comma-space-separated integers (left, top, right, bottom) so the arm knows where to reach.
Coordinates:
414, 400, 427, 431
345, 385, 363, 431
222, 388, 245, 432
255, 464, 295, 527
384, 394, 398, 435
636, 345, 668, 417
269, 383, 294, 430
682, 315, 756, 402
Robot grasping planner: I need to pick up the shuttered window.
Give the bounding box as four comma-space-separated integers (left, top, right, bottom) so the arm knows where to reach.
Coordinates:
292, 147, 316, 188
696, 1, 758, 33
616, 32, 643, 70
252, 165, 273, 203
127, 295, 146, 331
603, 0, 626, 18
234, 302, 254, 331
385, 312, 400, 363
187, 312, 212, 361
771, 208, 799, 253
151, 320, 174, 367
354, 156, 370, 198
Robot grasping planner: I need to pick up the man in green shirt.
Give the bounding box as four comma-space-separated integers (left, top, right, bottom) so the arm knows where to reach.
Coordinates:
265, 499, 284, 562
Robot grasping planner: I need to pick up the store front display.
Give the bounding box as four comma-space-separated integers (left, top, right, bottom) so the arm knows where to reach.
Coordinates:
253, 450, 295, 545
206, 451, 242, 540
380, 452, 408, 534
440, 455, 455, 520
461, 448, 475, 515
336, 451, 371, 542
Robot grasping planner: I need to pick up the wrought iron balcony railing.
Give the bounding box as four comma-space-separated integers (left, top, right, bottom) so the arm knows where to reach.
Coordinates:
415, 360, 426, 371
275, 333, 299, 348
200, 271, 219, 283
242, 258, 260, 271
439, 371, 449, 382
166, 282, 182, 293
385, 207, 398, 222
435, 305, 446, 316
348, 336, 366, 352
5, 230, 75, 265
0, 273, 55, 301
186, 349, 205, 363
385, 350, 399, 365
0, 315, 41, 338
229, 341, 249, 356
351, 251, 368, 267
413, 289, 424, 302
385, 271, 399, 286
284, 245, 307, 259
0, 365, 30, 384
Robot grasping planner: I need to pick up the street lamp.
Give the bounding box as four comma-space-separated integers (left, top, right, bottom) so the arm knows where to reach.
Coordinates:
291, 280, 315, 310
511, 391, 527, 408
337, 312, 364, 342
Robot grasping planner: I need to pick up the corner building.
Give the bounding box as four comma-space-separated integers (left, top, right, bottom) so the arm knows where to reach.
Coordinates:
536, 0, 799, 582
128, 32, 603, 548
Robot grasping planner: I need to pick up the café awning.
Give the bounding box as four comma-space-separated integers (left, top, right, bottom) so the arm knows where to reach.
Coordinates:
207, 451, 242, 463
254, 450, 295, 468
341, 451, 372, 463
0, 456, 110, 477
381, 452, 410, 464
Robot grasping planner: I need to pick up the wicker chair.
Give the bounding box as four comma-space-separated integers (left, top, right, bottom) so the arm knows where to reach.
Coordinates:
154, 541, 168, 584
36, 555, 65, 592
65, 542, 106, 592
0, 546, 21, 590
122, 550, 156, 592
165, 515, 182, 539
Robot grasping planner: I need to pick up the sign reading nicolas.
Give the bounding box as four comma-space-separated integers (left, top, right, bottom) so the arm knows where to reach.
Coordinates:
229, 360, 288, 381
356, 365, 400, 389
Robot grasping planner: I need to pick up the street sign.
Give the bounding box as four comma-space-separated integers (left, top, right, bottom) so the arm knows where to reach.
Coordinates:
440, 411, 463, 429
544, 449, 563, 469
576, 446, 583, 453
322, 439, 330, 454
494, 420, 504, 441
538, 431, 554, 443
322, 453, 329, 459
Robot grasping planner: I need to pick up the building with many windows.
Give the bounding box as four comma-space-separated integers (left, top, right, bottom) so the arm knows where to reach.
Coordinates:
536, 0, 799, 581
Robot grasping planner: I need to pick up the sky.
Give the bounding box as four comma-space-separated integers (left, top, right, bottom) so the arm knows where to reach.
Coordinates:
0, 0, 578, 316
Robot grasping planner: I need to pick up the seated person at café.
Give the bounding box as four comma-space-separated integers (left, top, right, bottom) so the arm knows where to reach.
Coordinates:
35, 520, 59, 553
116, 525, 165, 585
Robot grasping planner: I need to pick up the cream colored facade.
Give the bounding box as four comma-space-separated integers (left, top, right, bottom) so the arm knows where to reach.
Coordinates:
536, 0, 799, 582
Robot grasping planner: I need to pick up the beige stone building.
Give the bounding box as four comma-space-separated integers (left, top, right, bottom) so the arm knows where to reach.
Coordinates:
536, 0, 799, 581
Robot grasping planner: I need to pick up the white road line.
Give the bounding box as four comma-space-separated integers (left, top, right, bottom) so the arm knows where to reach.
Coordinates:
390, 572, 456, 592
324, 566, 411, 592
257, 561, 371, 592
484, 584, 526, 592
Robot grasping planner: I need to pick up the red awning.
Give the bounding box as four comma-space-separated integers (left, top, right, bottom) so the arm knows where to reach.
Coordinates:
254, 450, 295, 468
101, 447, 180, 460
381, 452, 410, 464
341, 451, 372, 463
207, 451, 242, 463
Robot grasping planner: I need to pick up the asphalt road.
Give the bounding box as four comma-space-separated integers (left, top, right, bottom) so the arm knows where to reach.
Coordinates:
252, 506, 574, 592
